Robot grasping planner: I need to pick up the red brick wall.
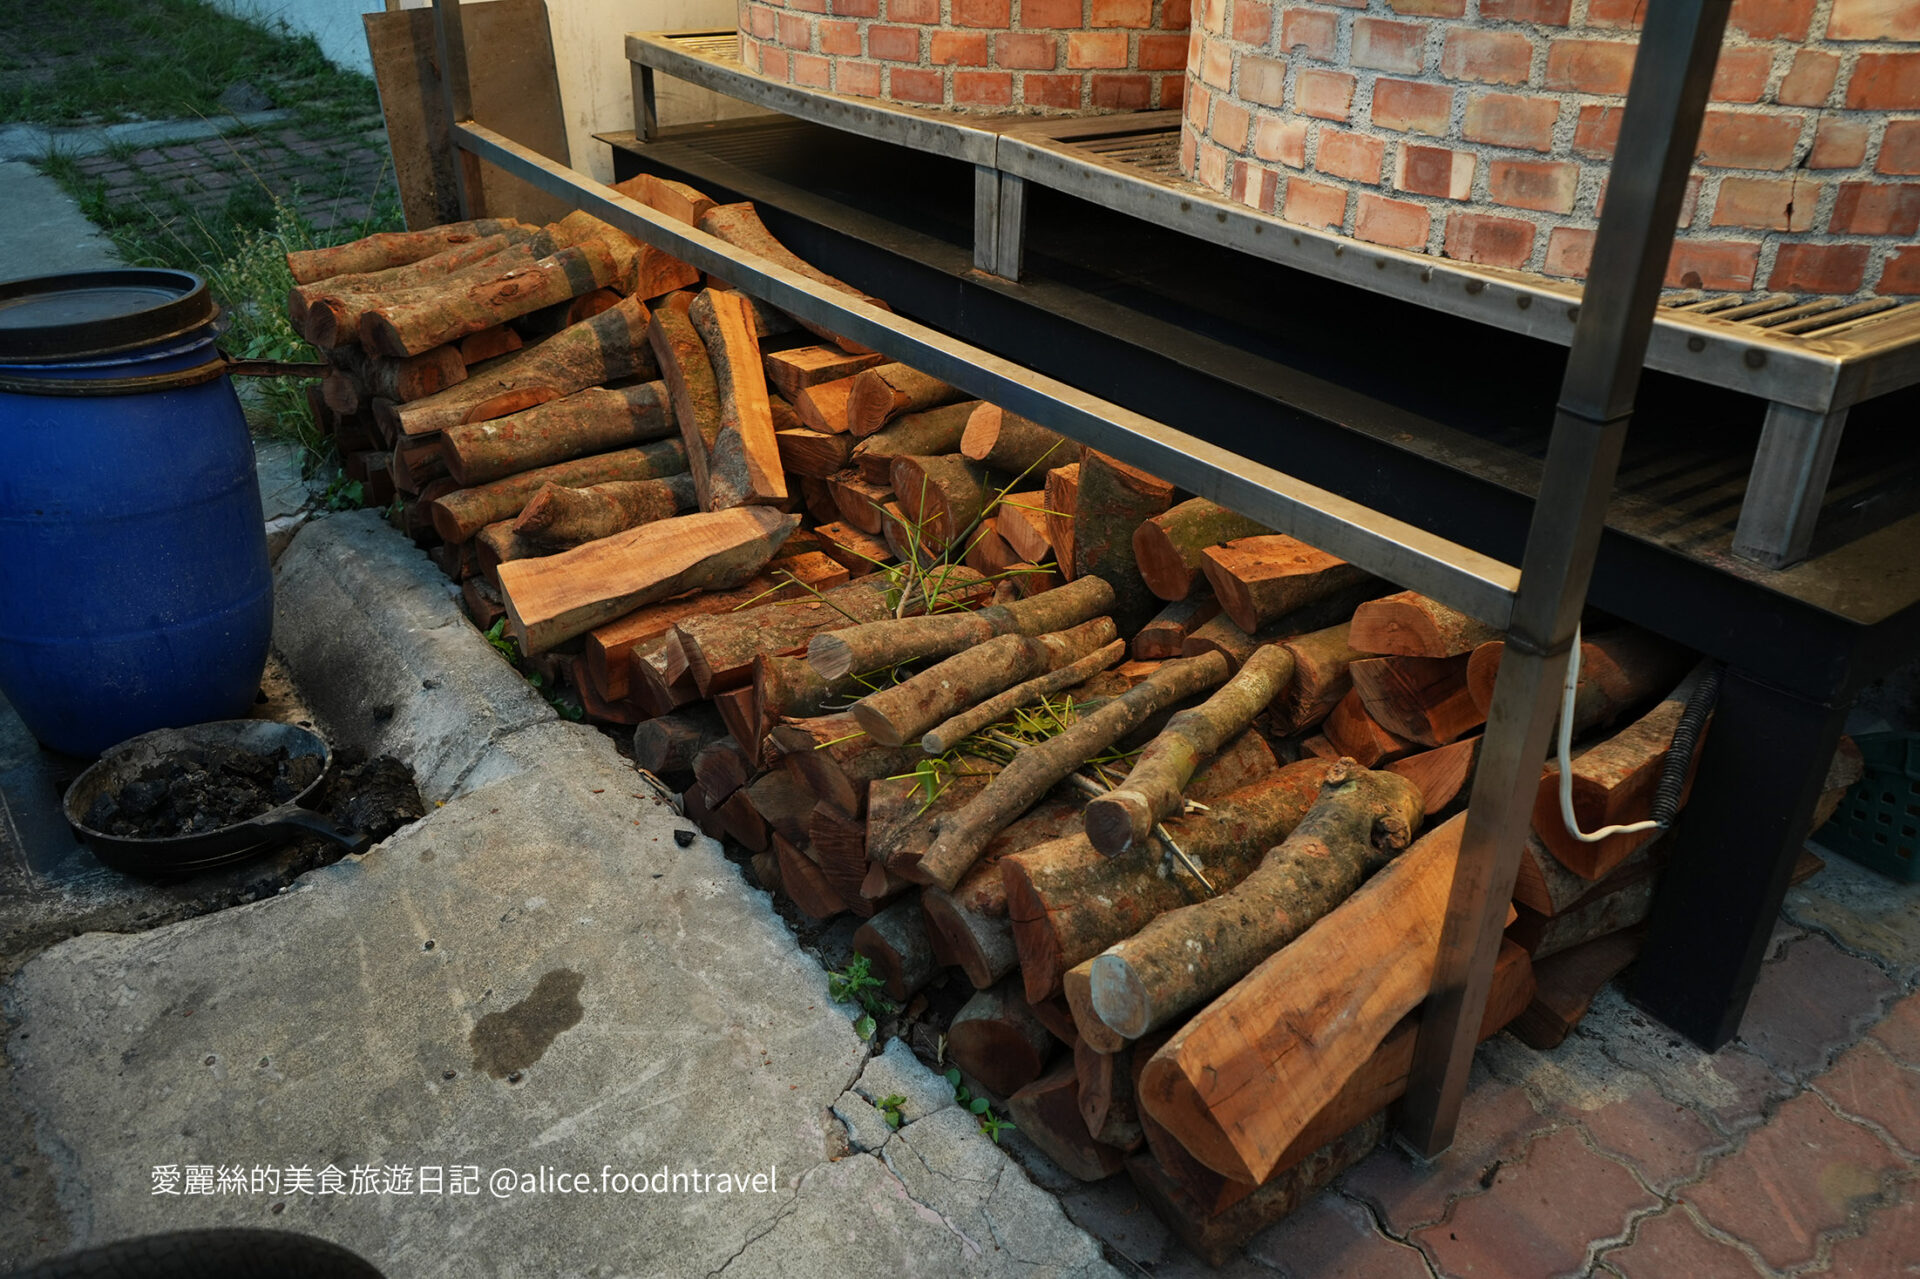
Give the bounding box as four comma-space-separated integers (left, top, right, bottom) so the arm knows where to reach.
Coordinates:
1183, 0, 1920, 295
738, 0, 1191, 112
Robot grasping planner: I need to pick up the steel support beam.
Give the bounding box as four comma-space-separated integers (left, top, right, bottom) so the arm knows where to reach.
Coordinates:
1400, 0, 1734, 1155
430, 0, 487, 219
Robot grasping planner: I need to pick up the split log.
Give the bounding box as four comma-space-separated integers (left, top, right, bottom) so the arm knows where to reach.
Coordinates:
919, 640, 1127, 756
810, 802, 882, 916
921, 799, 1085, 990
429, 439, 688, 543
361, 242, 620, 357
584, 552, 847, 699
1509, 929, 1642, 1050
851, 402, 978, 482
632, 707, 727, 777
611, 172, 716, 226
1812, 735, 1864, 835
1531, 668, 1707, 881
698, 203, 884, 352
648, 295, 727, 509
797, 474, 840, 525
1073, 451, 1174, 635
1465, 628, 1690, 730
1272, 623, 1367, 733
749, 851, 782, 896
1136, 811, 1462, 1183
771, 714, 922, 817
763, 344, 885, 399
1200, 536, 1373, 634
512, 474, 697, 545
392, 295, 657, 437
851, 617, 1119, 748
1004, 758, 1332, 1002
1133, 597, 1219, 662
1134, 499, 1272, 602
714, 685, 766, 759
1089, 761, 1423, 1040
829, 472, 893, 534
808, 573, 1114, 681
948, 980, 1057, 1098
692, 735, 754, 803
1076, 1039, 1143, 1151
907, 652, 1233, 892
992, 490, 1054, 565
847, 363, 963, 437
439, 382, 676, 485
775, 835, 848, 921
1044, 465, 1078, 580
1385, 735, 1482, 813
688, 288, 786, 507
1348, 654, 1485, 747
790, 375, 854, 434
774, 428, 851, 479
1349, 590, 1501, 658
1026, 994, 1080, 1046
960, 405, 1074, 476
890, 453, 987, 549
745, 770, 815, 846
718, 789, 770, 851
286, 218, 534, 283
852, 896, 937, 1002
1083, 644, 1295, 855
1508, 856, 1659, 959
1322, 688, 1416, 766
1010, 1066, 1128, 1182
631, 636, 698, 716
391, 438, 447, 494
498, 507, 797, 653
812, 519, 893, 573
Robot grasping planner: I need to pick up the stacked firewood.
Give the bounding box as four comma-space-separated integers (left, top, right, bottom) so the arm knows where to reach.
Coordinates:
288, 188, 1853, 1266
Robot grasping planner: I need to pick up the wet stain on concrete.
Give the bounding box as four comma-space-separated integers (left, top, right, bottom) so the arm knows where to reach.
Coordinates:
470, 968, 585, 1078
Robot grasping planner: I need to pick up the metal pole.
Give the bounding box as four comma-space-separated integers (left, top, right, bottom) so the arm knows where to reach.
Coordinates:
1399, 0, 1733, 1156
431, 0, 488, 219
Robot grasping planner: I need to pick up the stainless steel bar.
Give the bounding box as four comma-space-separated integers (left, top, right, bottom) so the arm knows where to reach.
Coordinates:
631, 63, 659, 141
430, 0, 487, 219
996, 170, 1028, 282
973, 165, 1000, 275
1400, 0, 1734, 1157
1731, 402, 1851, 567
452, 120, 1522, 627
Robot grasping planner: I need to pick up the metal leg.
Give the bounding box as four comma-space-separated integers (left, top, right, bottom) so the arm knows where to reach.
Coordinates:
1625, 670, 1849, 1049
430, 0, 488, 219
1399, 0, 1733, 1156
1732, 401, 1850, 569
632, 63, 660, 142
995, 172, 1027, 282
972, 165, 1001, 275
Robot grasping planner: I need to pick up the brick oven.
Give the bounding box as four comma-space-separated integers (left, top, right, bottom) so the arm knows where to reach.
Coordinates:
735, 0, 1193, 112
1180, 0, 1920, 295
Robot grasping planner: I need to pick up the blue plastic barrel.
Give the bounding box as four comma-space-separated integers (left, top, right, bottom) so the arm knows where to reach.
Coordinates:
0, 269, 271, 756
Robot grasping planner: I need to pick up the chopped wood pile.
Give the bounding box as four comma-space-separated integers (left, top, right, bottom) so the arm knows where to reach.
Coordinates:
290, 191, 1855, 1266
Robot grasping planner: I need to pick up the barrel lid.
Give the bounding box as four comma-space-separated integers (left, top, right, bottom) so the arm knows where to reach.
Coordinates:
0, 269, 215, 363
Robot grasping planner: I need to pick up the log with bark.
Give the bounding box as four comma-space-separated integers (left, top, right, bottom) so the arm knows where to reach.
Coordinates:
918, 639, 1128, 756
1134, 499, 1272, 603
1071, 451, 1174, 635
960, 405, 1074, 476
829, 472, 893, 534
850, 402, 978, 483
286, 217, 535, 284
1322, 688, 1417, 767
429, 439, 688, 543
361, 242, 621, 357
438, 382, 676, 485
687, 288, 786, 507
948, 980, 1057, 1098
1064, 960, 1126, 1053
498, 507, 797, 653
1088, 761, 1424, 1041
1076, 1038, 1144, 1151
511, 474, 697, 545
1010, 1066, 1129, 1183
847, 363, 964, 437
771, 714, 923, 817
1465, 627, 1689, 728
851, 617, 1119, 748
1349, 590, 1502, 658
811, 519, 894, 572
920, 798, 1085, 989
1200, 535, 1374, 634
773, 428, 852, 480
1132, 597, 1220, 661
632, 707, 727, 777
890, 453, 988, 550
647, 294, 729, 510
1082, 644, 1296, 855
744, 769, 815, 845
808, 573, 1114, 681
992, 490, 1054, 565
852, 896, 937, 1002
294, 232, 529, 342
1348, 653, 1485, 748
775, 835, 850, 920
906, 652, 1234, 892
1507, 854, 1660, 959
392, 295, 658, 438
697, 203, 885, 352
763, 344, 886, 399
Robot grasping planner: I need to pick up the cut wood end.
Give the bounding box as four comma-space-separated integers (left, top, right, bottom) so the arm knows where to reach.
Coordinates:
1087, 953, 1149, 1041
808, 632, 856, 680
1083, 790, 1150, 857
851, 700, 906, 749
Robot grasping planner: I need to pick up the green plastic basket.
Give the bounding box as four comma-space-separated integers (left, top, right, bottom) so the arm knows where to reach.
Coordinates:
1816, 731, 1920, 883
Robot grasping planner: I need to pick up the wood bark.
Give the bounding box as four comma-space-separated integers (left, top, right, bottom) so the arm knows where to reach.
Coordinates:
1076, 1038, 1144, 1151
919, 640, 1127, 756
949, 981, 1058, 1098
286, 218, 534, 283
907, 653, 1233, 892
763, 344, 886, 399
429, 440, 688, 543
1349, 654, 1486, 747
1134, 499, 1273, 603
921, 799, 1085, 990
498, 508, 797, 653
361, 242, 619, 357
847, 363, 963, 436
960, 405, 1075, 476
852, 896, 937, 1002
852, 617, 1119, 748
1350, 590, 1502, 658
1200, 535, 1373, 634
850, 402, 979, 483
472, 520, 540, 580
1384, 735, 1481, 813
1322, 688, 1417, 767
439, 382, 676, 485
698, 203, 884, 352
1065, 960, 1127, 1053
890, 453, 988, 550
1004, 756, 1331, 1002
319, 244, 548, 349
1089, 762, 1424, 1040
1010, 1066, 1128, 1183
293, 233, 524, 341
1072, 451, 1174, 635
771, 714, 923, 817
1083, 644, 1296, 855
828, 472, 893, 534
392, 295, 657, 437
648, 295, 727, 511
689, 288, 786, 507
511, 474, 696, 545
631, 707, 727, 776
809, 573, 1113, 681
993, 490, 1054, 565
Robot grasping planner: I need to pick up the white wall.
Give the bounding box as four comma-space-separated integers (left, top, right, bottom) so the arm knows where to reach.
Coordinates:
213, 0, 758, 182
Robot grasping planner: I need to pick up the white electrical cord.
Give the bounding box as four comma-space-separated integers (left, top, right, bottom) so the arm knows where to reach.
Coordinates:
1557, 623, 1665, 843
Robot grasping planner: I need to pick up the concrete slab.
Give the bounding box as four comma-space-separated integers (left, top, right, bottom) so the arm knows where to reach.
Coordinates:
0, 160, 124, 277
270, 512, 555, 803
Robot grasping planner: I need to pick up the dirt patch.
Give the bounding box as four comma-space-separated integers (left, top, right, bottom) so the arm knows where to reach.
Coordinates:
82, 746, 325, 838
318, 749, 424, 842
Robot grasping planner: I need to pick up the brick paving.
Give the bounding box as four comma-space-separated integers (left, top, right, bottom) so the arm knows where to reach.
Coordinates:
1049, 849, 1920, 1277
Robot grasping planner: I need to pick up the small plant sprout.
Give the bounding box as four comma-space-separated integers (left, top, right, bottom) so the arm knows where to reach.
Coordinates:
827, 955, 897, 1040
875, 1094, 908, 1130
943, 1067, 1016, 1142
